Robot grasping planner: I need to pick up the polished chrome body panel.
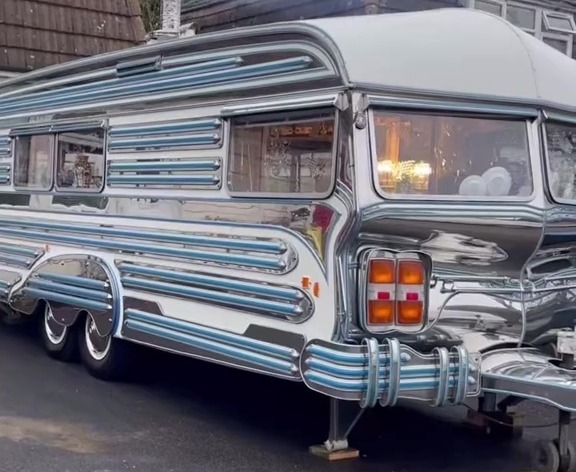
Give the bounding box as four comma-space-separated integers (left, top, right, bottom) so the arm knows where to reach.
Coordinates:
3, 12, 576, 413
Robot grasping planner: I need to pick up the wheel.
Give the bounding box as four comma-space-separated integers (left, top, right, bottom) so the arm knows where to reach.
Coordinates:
39, 302, 78, 362
556, 440, 576, 472
79, 313, 132, 381
532, 440, 561, 472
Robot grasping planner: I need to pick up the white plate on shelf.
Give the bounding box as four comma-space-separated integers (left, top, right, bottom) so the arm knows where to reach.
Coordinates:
459, 175, 487, 196
482, 167, 512, 196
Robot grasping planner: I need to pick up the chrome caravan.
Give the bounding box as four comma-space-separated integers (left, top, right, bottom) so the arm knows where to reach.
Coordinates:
1, 7, 576, 469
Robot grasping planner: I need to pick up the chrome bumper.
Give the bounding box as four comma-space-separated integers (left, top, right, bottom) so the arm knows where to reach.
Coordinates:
300, 338, 481, 408
481, 348, 576, 412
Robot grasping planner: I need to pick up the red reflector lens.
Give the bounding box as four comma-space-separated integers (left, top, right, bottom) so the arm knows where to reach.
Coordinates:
406, 292, 419, 301
377, 291, 391, 300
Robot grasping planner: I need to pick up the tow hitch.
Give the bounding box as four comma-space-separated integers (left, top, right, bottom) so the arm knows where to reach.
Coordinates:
532, 329, 576, 472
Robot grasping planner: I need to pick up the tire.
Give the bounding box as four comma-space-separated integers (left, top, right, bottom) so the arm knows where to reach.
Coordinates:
557, 440, 576, 472
39, 302, 78, 362
79, 313, 132, 381
532, 440, 561, 472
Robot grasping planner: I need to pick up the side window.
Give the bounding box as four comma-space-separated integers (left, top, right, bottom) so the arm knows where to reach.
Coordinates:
372, 111, 533, 198
228, 110, 336, 195
56, 129, 105, 191
14, 135, 53, 189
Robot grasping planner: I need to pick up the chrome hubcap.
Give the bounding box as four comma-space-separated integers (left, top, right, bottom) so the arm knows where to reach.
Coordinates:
85, 315, 111, 361
44, 304, 67, 345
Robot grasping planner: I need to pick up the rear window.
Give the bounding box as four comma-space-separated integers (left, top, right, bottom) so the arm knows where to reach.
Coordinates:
371, 111, 533, 198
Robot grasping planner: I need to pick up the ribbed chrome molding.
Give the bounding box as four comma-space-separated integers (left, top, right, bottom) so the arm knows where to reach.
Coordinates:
117, 261, 313, 323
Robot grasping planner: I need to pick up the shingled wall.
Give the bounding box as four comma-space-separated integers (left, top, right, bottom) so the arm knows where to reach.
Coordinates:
0, 0, 146, 72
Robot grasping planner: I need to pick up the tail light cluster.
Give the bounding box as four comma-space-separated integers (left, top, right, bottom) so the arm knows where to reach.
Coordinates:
362, 250, 429, 332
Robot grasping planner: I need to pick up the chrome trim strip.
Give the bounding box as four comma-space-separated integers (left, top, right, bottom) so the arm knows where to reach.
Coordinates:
108, 159, 221, 172
544, 111, 576, 124
117, 263, 303, 301
0, 56, 313, 116
0, 220, 293, 272
108, 133, 221, 151
366, 95, 539, 117
108, 119, 221, 137
0, 217, 289, 254
0, 137, 11, 156
121, 276, 305, 317
1, 58, 242, 113
0, 253, 34, 268
220, 93, 341, 116
28, 279, 111, 302
123, 308, 299, 375
10, 120, 105, 136
21, 287, 112, 312
37, 272, 110, 290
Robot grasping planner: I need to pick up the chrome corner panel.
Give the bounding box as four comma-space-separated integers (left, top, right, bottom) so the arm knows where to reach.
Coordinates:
10, 255, 120, 336
300, 338, 480, 407
355, 202, 572, 345
481, 348, 576, 412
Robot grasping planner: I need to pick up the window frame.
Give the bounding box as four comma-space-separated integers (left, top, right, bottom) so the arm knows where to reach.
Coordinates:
543, 11, 576, 35
54, 127, 107, 194
542, 118, 576, 206
468, 0, 506, 17
469, 0, 575, 58
542, 32, 573, 56
226, 107, 339, 199
12, 133, 55, 192
367, 107, 536, 202
506, 2, 538, 33
10, 120, 107, 194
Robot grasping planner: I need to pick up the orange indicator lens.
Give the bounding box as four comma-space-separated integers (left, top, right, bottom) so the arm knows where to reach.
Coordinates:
369, 259, 395, 284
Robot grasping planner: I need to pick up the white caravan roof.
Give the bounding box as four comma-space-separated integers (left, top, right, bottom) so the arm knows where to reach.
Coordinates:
303, 8, 576, 109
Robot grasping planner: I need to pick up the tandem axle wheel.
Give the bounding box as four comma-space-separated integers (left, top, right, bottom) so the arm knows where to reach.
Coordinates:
532, 411, 576, 472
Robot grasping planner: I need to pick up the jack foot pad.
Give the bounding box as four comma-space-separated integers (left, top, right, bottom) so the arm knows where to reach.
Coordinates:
309, 445, 360, 461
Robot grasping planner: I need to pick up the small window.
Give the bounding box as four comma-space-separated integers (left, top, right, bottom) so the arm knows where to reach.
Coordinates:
371, 111, 533, 198
543, 35, 571, 55
474, 0, 504, 17
543, 11, 576, 34
228, 110, 335, 195
545, 121, 576, 202
507, 4, 537, 30
14, 134, 53, 189
56, 129, 105, 191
